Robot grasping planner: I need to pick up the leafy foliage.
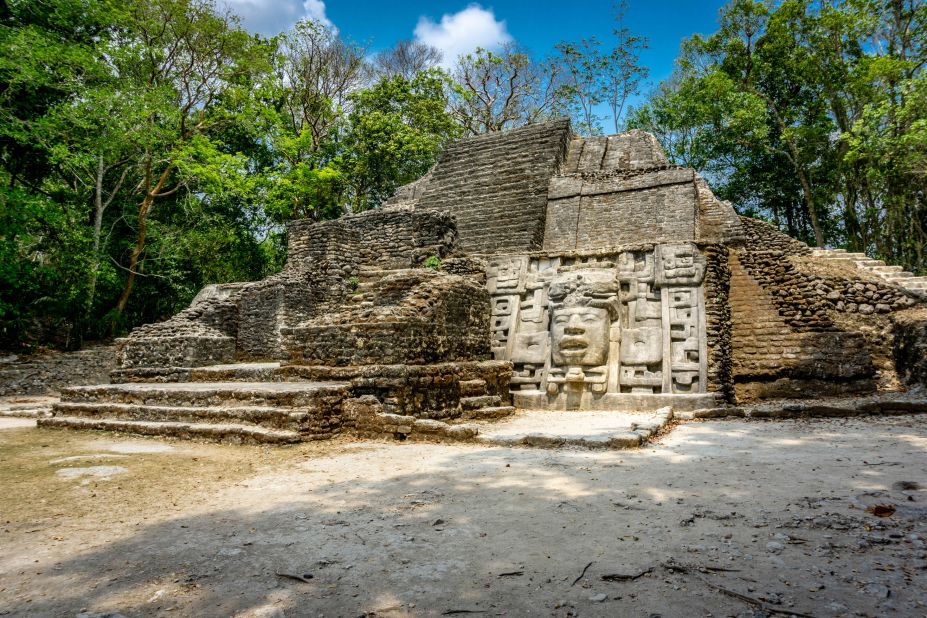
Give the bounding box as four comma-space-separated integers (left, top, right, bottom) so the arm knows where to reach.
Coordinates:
342, 70, 460, 211
450, 45, 567, 135
7, 0, 922, 354
0, 2, 463, 349
628, 0, 927, 270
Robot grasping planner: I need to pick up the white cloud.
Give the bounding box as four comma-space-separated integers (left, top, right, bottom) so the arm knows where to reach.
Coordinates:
414, 4, 513, 68
302, 0, 334, 30
221, 0, 334, 36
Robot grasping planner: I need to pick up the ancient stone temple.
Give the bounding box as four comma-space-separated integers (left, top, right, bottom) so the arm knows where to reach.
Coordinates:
41, 119, 927, 443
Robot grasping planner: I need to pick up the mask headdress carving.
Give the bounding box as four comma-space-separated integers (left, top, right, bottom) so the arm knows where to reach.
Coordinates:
487, 245, 709, 410
547, 269, 619, 368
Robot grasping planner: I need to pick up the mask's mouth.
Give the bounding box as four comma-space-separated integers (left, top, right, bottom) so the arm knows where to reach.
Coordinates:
559, 337, 588, 351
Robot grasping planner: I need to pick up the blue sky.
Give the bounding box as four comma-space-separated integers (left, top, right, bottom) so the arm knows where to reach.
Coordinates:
223, 0, 731, 118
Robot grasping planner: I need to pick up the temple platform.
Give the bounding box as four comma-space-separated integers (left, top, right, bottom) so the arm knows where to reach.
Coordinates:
39, 381, 350, 444
471, 408, 673, 449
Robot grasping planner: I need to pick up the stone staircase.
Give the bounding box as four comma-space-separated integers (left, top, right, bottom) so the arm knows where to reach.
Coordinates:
458, 378, 515, 420
41, 360, 515, 444
729, 252, 874, 400
729, 253, 807, 377
39, 381, 349, 444
347, 268, 383, 304
812, 248, 927, 293
0, 396, 56, 418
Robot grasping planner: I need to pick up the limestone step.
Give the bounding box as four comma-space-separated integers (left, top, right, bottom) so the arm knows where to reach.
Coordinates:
471, 408, 675, 450
461, 395, 501, 410
61, 381, 349, 408
188, 363, 282, 382
824, 255, 867, 262
813, 251, 864, 259
38, 416, 301, 445
458, 379, 489, 397
0, 408, 52, 418
52, 402, 310, 431
0, 396, 57, 418
356, 268, 426, 279
881, 272, 915, 280
806, 249, 927, 294
111, 363, 285, 384
461, 405, 515, 420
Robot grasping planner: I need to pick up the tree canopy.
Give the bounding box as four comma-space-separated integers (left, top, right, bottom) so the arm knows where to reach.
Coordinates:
2, 0, 924, 352
627, 0, 927, 270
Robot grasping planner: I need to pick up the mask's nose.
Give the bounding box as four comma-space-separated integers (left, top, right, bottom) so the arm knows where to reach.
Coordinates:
564, 314, 585, 335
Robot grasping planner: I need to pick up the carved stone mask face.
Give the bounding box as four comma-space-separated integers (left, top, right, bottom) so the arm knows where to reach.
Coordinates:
551, 305, 610, 366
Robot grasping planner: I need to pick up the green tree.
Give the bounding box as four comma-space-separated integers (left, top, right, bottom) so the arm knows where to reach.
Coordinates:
0, 0, 280, 346
0, 0, 128, 346
341, 69, 460, 211
630, 0, 926, 268
261, 18, 366, 223
556, 1, 649, 135
603, 0, 649, 134
372, 39, 443, 80
105, 0, 272, 325
556, 37, 606, 135
450, 45, 566, 135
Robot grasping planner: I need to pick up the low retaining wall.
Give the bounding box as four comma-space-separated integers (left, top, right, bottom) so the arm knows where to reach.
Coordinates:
0, 345, 115, 396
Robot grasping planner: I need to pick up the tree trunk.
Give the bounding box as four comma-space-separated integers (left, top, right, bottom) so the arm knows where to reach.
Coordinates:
86, 156, 106, 317
775, 128, 824, 247
760, 93, 826, 247
111, 165, 172, 328
795, 164, 825, 248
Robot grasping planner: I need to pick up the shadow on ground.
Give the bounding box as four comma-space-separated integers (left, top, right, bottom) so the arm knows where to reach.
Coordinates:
1, 416, 926, 617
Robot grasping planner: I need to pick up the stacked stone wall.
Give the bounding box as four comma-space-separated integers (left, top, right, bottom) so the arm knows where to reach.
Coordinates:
703, 245, 733, 401
738, 251, 918, 321
696, 178, 745, 245
732, 214, 923, 397
729, 252, 875, 401
439, 256, 488, 280
544, 151, 743, 251
236, 270, 318, 360
560, 130, 668, 174
739, 216, 812, 255
0, 345, 116, 396
277, 361, 512, 420
283, 271, 490, 367
116, 208, 462, 369
287, 208, 456, 269
893, 308, 927, 389
280, 361, 511, 420
287, 207, 457, 269
415, 119, 571, 253
116, 287, 242, 369
544, 171, 698, 251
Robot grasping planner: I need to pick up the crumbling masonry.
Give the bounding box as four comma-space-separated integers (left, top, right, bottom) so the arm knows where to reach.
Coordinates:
41, 119, 927, 443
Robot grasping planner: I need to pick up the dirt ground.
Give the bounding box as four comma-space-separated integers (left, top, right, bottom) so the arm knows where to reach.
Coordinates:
1, 415, 926, 618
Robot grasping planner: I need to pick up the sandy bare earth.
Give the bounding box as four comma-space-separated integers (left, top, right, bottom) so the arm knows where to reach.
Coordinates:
1, 415, 926, 618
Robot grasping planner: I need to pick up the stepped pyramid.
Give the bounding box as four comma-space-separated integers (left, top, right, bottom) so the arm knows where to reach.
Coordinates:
41, 119, 927, 443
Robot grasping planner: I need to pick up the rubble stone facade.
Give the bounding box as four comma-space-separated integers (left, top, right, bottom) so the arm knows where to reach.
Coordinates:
41, 119, 927, 443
